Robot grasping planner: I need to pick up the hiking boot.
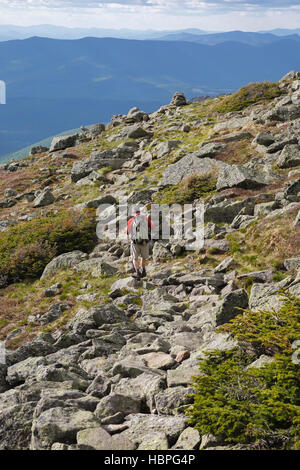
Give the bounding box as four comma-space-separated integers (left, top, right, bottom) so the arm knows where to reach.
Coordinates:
140, 268, 147, 278
132, 270, 141, 279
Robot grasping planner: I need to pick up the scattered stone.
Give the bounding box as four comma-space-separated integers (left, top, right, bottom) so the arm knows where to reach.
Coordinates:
216, 165, 268, 191
50, 134, 78, 152
170, 92, 187, 107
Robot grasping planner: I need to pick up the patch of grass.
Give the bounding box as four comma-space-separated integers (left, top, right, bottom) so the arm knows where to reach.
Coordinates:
153, 173, 217, 205
227, 206, 300, 272
0, 208, 97, 284
215, 82, 285, 114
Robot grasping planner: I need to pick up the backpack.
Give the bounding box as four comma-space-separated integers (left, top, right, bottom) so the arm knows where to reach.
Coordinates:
130, 215, 149, 244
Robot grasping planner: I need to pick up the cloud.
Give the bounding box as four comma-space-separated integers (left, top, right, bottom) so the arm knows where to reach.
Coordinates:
0, 0, 299, 30
1, 0, 300, 9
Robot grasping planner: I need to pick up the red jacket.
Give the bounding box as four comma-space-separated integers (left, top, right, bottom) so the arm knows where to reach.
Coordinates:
126, 213, 154, 235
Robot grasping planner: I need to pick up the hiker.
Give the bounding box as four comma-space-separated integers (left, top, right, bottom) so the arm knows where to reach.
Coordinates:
126, 207, 154, 279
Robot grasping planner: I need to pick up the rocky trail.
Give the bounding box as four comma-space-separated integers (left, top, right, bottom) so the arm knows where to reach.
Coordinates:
0, 73, 300, 450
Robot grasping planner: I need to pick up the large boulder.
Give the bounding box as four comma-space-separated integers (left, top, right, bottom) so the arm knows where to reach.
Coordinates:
170, 92, 187, 107
90, 123, 105, 137
264, 105, 300, 122
41, 251, 88, 279
74, 259, 118, 277
94, 394, 142, 420
154, 386, 195, 415
76, 427, 135, 450
30, 407, 100, 450
33, 189, 55, 208
50, 134, 78, 152
0, 403, 36, 450
197, 142, 227, 158
277, 145, 300, 169
216, 165, 268, 191
161, 154, 228, 186
216, 289, 248, 326
30, 145, 49, 155
120, 414, 187, 446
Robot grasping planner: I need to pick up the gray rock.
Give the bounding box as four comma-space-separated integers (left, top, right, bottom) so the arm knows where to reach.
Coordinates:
252, 132, 275, 147
277, 145, 300, 169
83, 194, 116, 209
173, 427, 201, 450
139, 352, 175, 370
120, 125, 153, 139
33, 189, 55, 208
94, 394, 142, 420
154, 386, 195, 415
38, 303, 70, 325
0, 402, 36, 450
205, 198, 253, 224
50, 134, 78, 152
120, 414, 187, 446
67, 304, 131, 335
294, 210, 300, 228
216, 165, 268, 191
30, 145, 49, 155
152, 242, 173, 262
284, 178, 300, 197
112, 355, 165, 379
6, 340, 57, 367
90, 123, 105, 137
4, 188, 18, 198
284, 256, 300, 271
41, 251, 88, 279
161, 154, 228, 186
138, 432, 169, 450
245, 355, 275, 370
200, 434, 223, 450
214, 257, 236, 273
111, 373, 166, 412
216, 289, 248, 326
156, 141, 180, 158
249, 283, 283, 312
197, 142, 227, 158
170, 92, 187, 107
237, 270, 274, 283
167, 367, 200, 387
0, 364, 7, 393
77, 426, 135, 450
7, 356, 47, 386
30, 407, 100, 450
214, 116, 250, 132
74, 259, 118, 277
264, 105, 300, 122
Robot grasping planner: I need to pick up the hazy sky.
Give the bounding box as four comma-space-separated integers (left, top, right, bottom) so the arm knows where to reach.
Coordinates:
0, 1, 299, 31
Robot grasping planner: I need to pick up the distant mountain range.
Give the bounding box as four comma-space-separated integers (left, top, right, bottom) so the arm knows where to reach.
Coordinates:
0, 25, 299, 43
0, 25, 214, 42
159, 30, 300, 46
1, 35, 300, 158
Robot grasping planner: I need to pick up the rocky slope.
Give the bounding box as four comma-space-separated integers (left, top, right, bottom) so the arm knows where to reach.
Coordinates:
0, 72, 300, 450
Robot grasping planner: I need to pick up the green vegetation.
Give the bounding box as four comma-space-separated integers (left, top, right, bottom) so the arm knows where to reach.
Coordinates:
0, 208, 97, 284
227, 208, 300, 273
187, 294, 300, 449
153, 173, 217, 205
215, 82, 284, 114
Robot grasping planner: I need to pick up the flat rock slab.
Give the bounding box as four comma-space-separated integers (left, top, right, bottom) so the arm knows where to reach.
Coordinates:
161, 154, 228, 186
77, 427, 135, 450
121, 414, 187, 446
